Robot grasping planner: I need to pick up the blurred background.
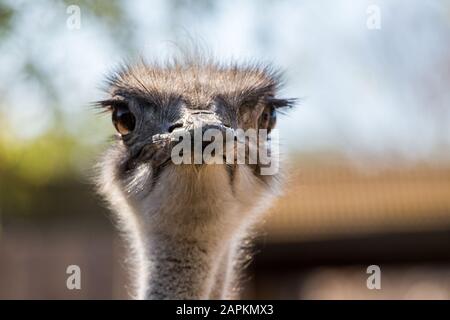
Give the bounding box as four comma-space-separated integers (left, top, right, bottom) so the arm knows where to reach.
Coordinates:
0, 0, 449, 299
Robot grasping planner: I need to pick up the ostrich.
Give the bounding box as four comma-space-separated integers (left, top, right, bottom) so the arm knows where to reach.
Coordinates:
95, 57, 294, 299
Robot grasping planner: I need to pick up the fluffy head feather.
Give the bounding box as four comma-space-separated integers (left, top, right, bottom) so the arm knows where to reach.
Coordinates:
94, 56, 295, 299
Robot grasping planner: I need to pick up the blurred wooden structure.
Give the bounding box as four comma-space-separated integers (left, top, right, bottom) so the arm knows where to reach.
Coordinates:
1, 156, 450, 299
250, 157, 450, 299
265, 158, 450, 241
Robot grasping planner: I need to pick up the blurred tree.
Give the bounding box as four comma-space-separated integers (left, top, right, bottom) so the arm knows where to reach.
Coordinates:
0, 1, 14, 38
0, 1, 136, 218
0, 0, 131, 183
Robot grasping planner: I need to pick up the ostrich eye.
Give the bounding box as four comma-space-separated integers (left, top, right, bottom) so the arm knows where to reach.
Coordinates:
270, 107, 277, 119
262, 107, 276, 123
112, 103, 136, 136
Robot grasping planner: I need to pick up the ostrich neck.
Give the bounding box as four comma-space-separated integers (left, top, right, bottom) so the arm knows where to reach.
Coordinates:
123, 165, 258, 299
136, 230, 229, 300
131, 195, 239, 300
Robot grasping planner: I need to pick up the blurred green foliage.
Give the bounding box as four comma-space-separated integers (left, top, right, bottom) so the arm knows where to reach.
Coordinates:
0, 0, 126, 181
0, 1, 129, 216
0, 1, 14, 37
1, 131, 79, 184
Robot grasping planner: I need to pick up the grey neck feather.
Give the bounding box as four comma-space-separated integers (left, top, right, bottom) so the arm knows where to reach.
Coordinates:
138, 233, 225, 299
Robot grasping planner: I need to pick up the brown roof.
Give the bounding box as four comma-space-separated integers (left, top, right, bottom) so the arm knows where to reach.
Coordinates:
263, 157, 450, 242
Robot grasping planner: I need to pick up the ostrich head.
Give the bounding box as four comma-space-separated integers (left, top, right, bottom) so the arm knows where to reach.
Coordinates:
95, 58, 294, 299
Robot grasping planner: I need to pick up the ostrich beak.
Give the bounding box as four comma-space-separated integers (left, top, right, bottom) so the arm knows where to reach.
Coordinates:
148, 111, 235, 166
168, 110, 233, 146
181, 110, 230, 135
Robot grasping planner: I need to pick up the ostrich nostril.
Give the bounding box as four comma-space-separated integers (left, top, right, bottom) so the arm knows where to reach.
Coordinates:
168, 123, 184, 133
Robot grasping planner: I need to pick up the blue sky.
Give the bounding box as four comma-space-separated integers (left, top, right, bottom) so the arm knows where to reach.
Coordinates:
1, 0, 449, 166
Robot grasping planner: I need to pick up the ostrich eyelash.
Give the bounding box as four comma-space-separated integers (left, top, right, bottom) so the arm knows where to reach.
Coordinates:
268, 97, 296, 109
92, 99, 129, 113
267, 97, 297, 115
